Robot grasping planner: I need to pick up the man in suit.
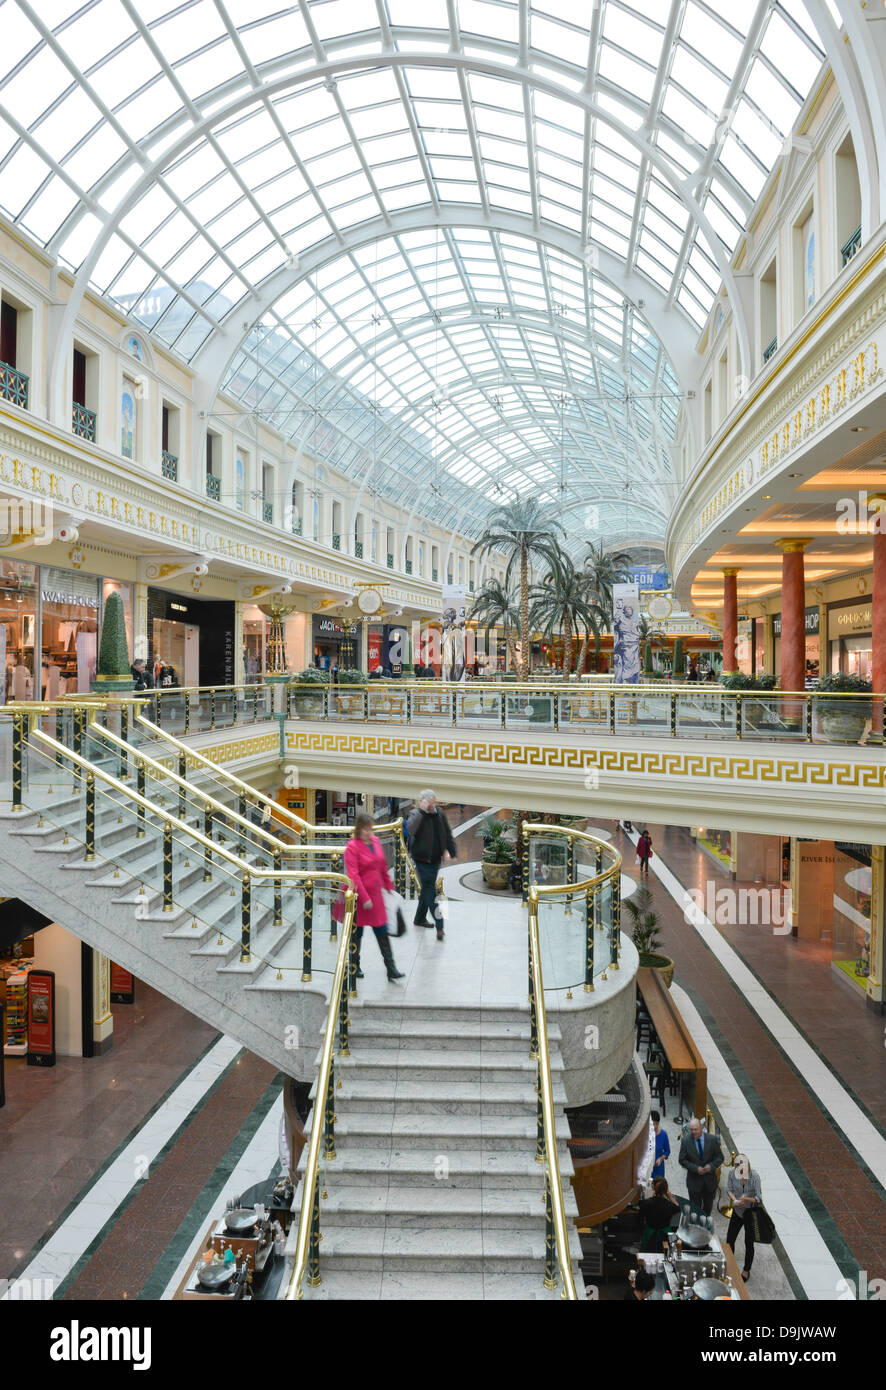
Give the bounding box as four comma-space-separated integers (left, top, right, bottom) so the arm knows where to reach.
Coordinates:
678, 1117, 724, 1216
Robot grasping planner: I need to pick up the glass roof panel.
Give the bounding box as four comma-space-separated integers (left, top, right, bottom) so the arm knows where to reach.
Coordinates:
0, 0, 832, 544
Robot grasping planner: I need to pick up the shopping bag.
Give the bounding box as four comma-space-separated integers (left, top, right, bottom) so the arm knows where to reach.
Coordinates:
750, 1204, 776, 1244
384, 889, 408, 937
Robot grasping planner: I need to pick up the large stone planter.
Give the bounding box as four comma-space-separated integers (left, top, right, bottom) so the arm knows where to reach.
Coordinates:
640, 952, 674, 989
481, 859, 512, 889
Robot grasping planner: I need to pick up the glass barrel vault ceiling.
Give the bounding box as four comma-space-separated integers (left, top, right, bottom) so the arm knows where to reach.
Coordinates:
0, 0, 833, 547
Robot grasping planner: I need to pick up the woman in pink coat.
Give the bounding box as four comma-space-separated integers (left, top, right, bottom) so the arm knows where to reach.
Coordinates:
343, 813, 404, 982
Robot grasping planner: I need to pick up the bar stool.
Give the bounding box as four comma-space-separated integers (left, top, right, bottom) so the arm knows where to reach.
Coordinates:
636, 1003, 655, 1055
644, 1049, 678, 1114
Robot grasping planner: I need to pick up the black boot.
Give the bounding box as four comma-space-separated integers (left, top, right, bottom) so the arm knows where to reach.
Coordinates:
377, 931, 404, 981
354, 940, 364, 980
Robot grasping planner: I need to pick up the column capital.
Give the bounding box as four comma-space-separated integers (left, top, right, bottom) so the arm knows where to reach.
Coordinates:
774, 537, 813, 553
721, 566, 740, 577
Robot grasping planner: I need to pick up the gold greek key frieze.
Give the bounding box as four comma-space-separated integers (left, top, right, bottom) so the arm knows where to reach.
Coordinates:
285, 729, 884, 788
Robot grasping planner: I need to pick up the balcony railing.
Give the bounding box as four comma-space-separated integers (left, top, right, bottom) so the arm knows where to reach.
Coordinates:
72, 401, 96, 441
469, 580, 475, 592
762, 336, 778, 364
432, 568, 439, 582
387, 553, 394, 569
332, 532, 341, 551
0, 361, 28, 409
354, 540, 363, 558
405, 559, 413, 574
262, 501, 273, 523
161, 450, 178, 482
841, 225, 862, 267
206, 473, 221, 501
292, 517, 302, 536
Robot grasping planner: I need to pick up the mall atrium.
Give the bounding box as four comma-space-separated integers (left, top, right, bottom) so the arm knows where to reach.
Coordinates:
0, 0, 884, 1329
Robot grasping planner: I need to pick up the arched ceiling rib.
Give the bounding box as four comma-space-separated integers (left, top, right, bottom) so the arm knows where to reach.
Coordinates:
0, 0, 839, 549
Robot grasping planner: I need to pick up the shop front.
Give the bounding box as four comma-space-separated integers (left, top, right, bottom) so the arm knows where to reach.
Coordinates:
147, 589, 235, 688
312, 615, 358, 671
1, 560, 131, 700
827, 599, 872, 679
773, 605, 820, 685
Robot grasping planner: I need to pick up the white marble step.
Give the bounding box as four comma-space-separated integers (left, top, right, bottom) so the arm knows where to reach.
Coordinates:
352, 1001, 533, 1027
319, 1184, 566, 1231
307, 1225, 581, 1274
348, 1017, 558, 1053
308, 1108, 572, 1152
325, 1076, 568, 1115
304, 1146, 558, 1190
333, 1047, 561, 1087
303, 1269, 571, 1300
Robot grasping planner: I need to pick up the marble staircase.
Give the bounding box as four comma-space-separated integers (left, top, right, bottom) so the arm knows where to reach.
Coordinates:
301, 1001, 583, 1300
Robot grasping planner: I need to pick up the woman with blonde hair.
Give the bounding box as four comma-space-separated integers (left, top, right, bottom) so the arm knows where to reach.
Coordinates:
724, 1154, 763, 1282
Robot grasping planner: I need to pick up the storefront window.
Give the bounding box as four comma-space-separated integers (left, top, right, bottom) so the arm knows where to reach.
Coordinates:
243, 604, 265, 680
41, 566, 100, 695
0, 559, 37, 700
832, 845, 871, 988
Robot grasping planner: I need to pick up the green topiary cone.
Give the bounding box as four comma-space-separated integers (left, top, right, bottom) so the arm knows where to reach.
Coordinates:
94, 590, 132, 687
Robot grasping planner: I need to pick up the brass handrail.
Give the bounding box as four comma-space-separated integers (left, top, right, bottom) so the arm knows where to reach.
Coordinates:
527, 893, 578, 1299
285, 887, 357, 1300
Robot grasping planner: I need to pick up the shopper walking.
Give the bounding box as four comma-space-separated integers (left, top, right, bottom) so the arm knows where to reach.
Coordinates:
407, 789, 456, 939
724, 1155, 763, 1282
636, 827, 653, 877
343, 812, 404, 982
678, 1117, 724, 1217
651, 1108, 670, 1181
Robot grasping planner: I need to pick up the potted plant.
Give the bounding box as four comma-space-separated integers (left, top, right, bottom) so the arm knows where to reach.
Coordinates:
335, 666, 368, 715
814, 672, 873, 742
672, 637, 685, 681
624, 885, 674, 988
93, 590, 133, 692
480, 813, 516, 889
291, 666, 329, 716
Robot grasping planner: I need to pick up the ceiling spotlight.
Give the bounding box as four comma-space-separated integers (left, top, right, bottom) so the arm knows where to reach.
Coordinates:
850, 425, 867, 433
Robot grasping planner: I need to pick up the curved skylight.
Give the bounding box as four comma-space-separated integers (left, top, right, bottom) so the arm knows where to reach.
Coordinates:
0, 0, 830, 546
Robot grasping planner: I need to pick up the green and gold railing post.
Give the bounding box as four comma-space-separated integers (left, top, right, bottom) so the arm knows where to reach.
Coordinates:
253, 686, 260, 723
535, 1063, 545, 1163
553, 691, 559, 732
136, 759, 146, 834
322, 1063, 336, 1159
805, 694, 814, 742
395, 834, 407, 899
610, 870, 621, 969
240, 871, 251, 963
119, 704, 129, 777
84, 773, 95, 861
11, 712, 24, 810
162, 823, 174, 912
209, 687, 216, 731
735, 692, 742, 740
73, 707, 84, 760
451, 687, 458, 727
348, 918, 358, 999
302, 879, 313, 981
338, 957, 351, 1055
238, 792, 247, 853
273, 848, 283, 926
203, 806, 213, 879
609, 689, 616, 735
670, 691, 677, 737
307, 1180, 321, 1287
543, 1173, 556, 1290
363, 685, 369, 722
565, 836, 575, 915
500, 689, 507, 729
405, 686, 412, 724
183, 694, 190, 734
584, 889, 595, 992
55, 709, 64, 767
178, 751, 187, 818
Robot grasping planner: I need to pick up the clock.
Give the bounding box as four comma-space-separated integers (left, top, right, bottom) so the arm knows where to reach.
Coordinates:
356, 587, 382, 616
646, 594, 673, 621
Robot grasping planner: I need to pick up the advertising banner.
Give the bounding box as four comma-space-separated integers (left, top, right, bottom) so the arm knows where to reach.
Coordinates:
26, 969, 55, 1067
441, 584, 467, 681
110, 962, 135, 1004
612, 582, 641, 684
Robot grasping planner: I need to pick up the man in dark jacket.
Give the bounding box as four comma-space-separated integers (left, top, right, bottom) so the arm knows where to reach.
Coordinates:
406, 789, 456, 939
130, 659, 153, 690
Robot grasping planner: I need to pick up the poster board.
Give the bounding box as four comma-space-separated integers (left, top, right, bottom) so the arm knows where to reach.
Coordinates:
26, 969, 55, 1067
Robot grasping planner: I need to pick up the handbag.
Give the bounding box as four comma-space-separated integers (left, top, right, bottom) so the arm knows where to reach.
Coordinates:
384, 889, 407, 937
749, 1204, 776, 1244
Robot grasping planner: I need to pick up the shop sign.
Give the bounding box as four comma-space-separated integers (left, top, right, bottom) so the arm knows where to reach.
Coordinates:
772, 606, 819, 638
110, 963, 134, 1004
313, 615, 357, 641
26, 970, 55, 1067
828, 603, 872, 639
629, 566, 669, 590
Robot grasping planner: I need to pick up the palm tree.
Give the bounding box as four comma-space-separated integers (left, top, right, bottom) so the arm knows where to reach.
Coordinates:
584, 540, 632, 672
472, 499, 564, 680
530, 547, 601, 675
470, 576, 521, 673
